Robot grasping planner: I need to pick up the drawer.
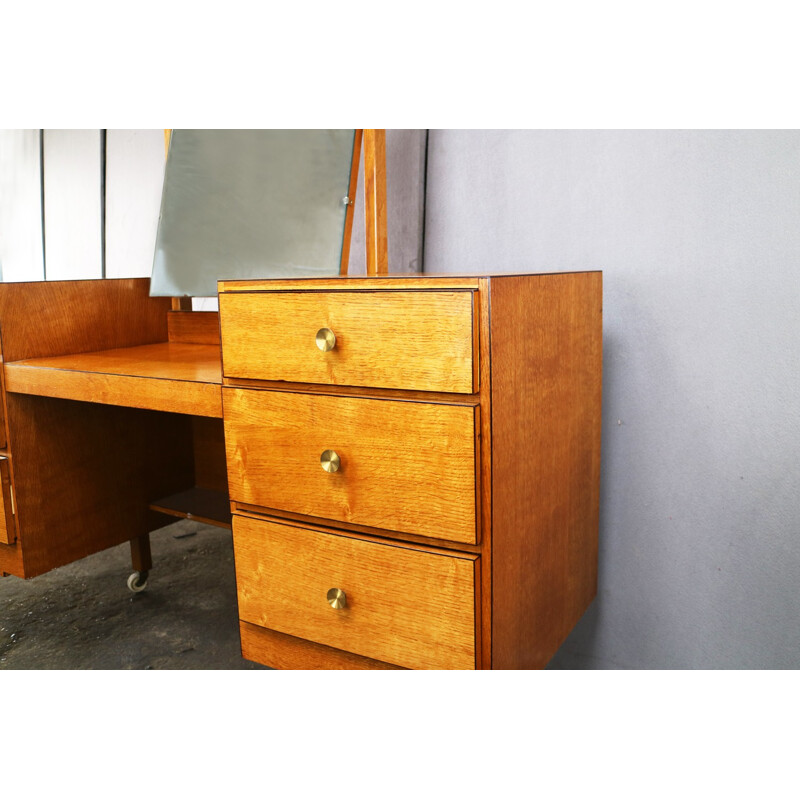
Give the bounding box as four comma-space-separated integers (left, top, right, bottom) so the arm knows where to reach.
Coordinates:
233, 515, 479, 670
0, 457, 15, 545
219, 290, 478, 393
224, 388, 479, 544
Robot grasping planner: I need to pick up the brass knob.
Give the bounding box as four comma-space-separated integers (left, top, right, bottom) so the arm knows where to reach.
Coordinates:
320, 449, 340, 473
327, 588, 347, 609
316, 327, 336, 352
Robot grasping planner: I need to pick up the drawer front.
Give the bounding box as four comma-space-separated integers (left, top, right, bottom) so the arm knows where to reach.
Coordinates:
0, 457, 15, 545
219, 290, 477, 393
233, 515, 478, 670
224, 388, 479, 544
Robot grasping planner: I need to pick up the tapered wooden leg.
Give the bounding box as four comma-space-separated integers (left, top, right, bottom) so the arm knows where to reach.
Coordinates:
130, 533, 152, 573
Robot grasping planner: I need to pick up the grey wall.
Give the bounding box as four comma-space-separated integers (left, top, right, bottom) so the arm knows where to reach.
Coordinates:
424, 130, 800, 669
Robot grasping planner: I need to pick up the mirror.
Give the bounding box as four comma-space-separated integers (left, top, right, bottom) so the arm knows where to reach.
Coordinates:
150, 129, 356, 297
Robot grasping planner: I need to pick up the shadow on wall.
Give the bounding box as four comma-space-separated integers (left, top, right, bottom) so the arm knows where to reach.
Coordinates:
548, 329, 617, 669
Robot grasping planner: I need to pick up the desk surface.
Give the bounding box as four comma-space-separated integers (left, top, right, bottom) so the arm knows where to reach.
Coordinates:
4, 342, 223, 418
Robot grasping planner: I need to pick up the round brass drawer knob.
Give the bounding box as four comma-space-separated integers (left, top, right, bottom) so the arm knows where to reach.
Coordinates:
316, 327, 336, 352
320, 449, 340, 473
327, 588, 347, 609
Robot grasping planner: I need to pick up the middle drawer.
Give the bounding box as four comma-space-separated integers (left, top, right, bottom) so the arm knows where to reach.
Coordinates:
223, 388, 480, 544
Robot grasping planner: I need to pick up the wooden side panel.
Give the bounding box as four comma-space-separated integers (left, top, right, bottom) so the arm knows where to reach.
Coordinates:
192, 416, 229, 492
0, 330, 7, 450
0, 278, 179, 578
224, 388, 479, 544
240, 622, 401, 670
233, 516, 478, 670
0, 395, 194, 578
219, 290, 476, 393
0, 278, 170, 362
489, 272, 602, 669
167, 311, 221, 345
0, 457, 15, 545
476, 279, 493, 669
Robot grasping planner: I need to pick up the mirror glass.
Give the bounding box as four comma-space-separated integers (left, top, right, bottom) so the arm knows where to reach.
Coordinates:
150, 129, 356, 297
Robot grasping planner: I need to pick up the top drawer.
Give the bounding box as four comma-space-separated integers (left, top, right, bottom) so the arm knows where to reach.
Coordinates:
219, 290, 478, 393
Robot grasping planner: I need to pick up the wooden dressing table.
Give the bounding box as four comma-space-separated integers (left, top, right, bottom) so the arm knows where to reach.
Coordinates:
0, 269, 601, 669
0, 131, 601, 669
0, 278, 229, 583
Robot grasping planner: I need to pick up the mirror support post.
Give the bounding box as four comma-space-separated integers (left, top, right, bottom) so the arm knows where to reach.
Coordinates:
339, 130, 363, 275
364, 129, 388, 275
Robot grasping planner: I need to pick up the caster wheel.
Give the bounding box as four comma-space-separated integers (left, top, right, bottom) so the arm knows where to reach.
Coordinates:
127, 570, 149, 593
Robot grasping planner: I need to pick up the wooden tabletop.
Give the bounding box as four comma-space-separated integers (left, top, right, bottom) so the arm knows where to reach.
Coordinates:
4, 342, 223, 418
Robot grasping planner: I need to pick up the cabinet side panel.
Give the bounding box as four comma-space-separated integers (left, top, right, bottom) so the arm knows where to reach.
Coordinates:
4, 395, 193, 578
0, 278, 169, 363
490, 273, 602, 669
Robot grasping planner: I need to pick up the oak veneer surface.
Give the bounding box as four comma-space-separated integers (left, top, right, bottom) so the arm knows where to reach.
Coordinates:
224, 388, 479, 544
167, 311, 221, 345
219, 276, 482, 292
0, 279, 197, 578
219, 290, 476, 393
0, 458, 14, 545
363, 129, 388, 275
4, 343, 223, 418
240, 622, 401, 670
0, 334, 7, 450
233, 516, 478, 670
0, 278, 170, 362
218, 270, 602, 670
0, 395, 194, 578
489, 273, 602, 669
192, 416, 228, 492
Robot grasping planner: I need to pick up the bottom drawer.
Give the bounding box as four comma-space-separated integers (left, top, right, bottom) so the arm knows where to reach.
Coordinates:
233, 515, 479, 670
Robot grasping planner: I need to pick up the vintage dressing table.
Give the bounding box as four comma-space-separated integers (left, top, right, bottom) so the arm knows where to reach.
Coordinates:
0, 130, 602, 669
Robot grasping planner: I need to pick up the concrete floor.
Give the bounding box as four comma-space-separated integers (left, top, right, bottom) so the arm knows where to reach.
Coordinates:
0, 520, 266, 670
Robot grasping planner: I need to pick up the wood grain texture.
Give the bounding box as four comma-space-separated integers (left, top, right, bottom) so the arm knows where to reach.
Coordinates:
224, 388, 479, 543
240, 622, 402, 670
219, 290, 476, 393
489, 272, 602, 669
192, 416, 228, 491
363, 129, 388, 275
130, 533, 152, 573
0, 333, 6, 450
476, 278, 493, 669
0, 394, 194, 578
233, 515, 478, 670
0, 278, 170, 363
219, 276, 481, 292
167, 311, 221, 345
0, 458, 15, 545
0, 278, 194, 578
5, 343, 223, 418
